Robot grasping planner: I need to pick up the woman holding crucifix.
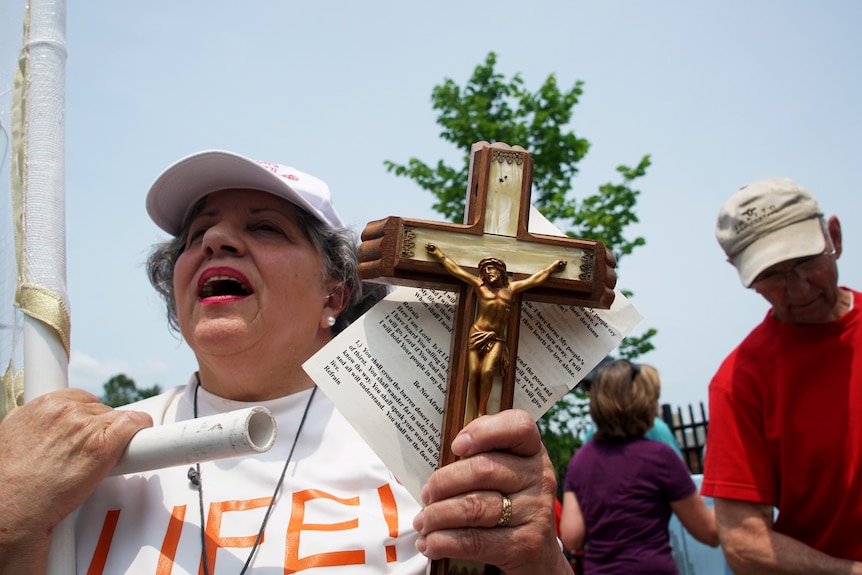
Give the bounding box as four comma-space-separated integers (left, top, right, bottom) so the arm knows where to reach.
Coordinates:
0, 150, 577, 575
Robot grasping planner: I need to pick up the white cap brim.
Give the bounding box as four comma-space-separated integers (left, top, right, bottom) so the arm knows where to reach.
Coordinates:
146, 150, 344, 236
732, 217, 826, 287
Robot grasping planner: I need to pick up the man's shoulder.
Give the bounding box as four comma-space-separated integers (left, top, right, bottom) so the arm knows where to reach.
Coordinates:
720, 315, 778, 366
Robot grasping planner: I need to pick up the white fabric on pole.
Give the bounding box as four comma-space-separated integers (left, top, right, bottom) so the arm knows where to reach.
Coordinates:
19, 0, 68, 318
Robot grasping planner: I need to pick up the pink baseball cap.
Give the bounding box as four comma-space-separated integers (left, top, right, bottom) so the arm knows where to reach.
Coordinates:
146, 150, 344, 236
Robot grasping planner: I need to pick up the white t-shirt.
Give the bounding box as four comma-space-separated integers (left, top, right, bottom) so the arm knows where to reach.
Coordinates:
76, 377, 425, 574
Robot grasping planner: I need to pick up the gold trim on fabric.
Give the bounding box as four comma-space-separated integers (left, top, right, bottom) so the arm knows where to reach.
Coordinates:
15, 284, 71, 357
11, 5, 28, 277
0, 361, 24, 421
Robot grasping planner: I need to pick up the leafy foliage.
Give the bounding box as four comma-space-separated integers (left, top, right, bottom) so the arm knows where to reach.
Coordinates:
100, 373, 161, 408
385, 52, 591, 226
537, 387, 592, 491
384, 52, 655, 484
617, 327, 657, 359
570, 158, 651, 263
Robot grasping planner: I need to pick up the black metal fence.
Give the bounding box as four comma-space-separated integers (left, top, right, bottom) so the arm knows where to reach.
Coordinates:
660, 402, 708, 474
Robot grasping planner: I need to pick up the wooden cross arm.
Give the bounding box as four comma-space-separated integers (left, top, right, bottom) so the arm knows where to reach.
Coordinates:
358, 216, 473, 291
358, 215, 617, 309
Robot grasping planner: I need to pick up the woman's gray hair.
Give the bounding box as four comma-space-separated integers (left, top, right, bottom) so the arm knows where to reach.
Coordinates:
146, 197, 386, 335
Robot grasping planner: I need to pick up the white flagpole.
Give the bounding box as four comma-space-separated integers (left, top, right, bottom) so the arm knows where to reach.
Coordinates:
19, 3, 69, 392
17, 0, 72, 572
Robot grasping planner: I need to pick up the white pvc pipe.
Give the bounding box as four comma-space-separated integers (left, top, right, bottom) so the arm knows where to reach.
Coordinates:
22, 317, 68, 401
24, 317, 74, 574
110, 406, 277, 476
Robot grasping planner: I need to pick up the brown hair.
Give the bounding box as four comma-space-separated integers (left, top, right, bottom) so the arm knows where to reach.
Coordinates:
590, 359, 660, 441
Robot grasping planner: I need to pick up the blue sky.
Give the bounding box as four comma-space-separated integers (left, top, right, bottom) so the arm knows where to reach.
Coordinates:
2, 1, 861, 411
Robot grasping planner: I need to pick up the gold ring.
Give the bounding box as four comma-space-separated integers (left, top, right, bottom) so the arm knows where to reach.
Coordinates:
496, 494, 512, 527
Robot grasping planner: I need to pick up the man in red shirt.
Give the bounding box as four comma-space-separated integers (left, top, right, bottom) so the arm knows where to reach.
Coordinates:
703, 177, 862, 573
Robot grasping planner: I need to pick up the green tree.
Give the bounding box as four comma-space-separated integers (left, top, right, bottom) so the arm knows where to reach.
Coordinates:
100, 373, 161, 408
384, 52, 656, 485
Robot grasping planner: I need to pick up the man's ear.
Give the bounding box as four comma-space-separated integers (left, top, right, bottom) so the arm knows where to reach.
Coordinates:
827, 216, 842, 259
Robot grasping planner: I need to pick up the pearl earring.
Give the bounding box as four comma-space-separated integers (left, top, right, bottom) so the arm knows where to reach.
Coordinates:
326, 316, 337, 327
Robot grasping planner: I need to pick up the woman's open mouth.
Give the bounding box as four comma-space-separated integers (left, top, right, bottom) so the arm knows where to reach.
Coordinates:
199, 275, 253, 302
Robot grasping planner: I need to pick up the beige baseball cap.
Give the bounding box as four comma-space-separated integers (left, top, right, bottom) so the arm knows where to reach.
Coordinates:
716, 177, 825, 287
146, 150, 344, 236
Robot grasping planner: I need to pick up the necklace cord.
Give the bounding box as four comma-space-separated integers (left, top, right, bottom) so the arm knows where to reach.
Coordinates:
192, 377, 210, 575
192, 373, 318, 575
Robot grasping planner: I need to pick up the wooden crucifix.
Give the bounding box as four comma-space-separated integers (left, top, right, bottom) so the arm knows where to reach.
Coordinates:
358, 141, 615, 575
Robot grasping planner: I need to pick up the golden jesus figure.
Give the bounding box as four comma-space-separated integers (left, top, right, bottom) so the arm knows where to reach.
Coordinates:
425, 243, 567, 416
